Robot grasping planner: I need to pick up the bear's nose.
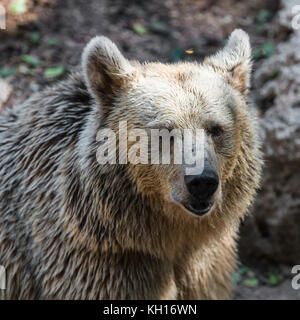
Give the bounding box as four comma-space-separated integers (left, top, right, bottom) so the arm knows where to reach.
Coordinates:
184, 170, 219, 200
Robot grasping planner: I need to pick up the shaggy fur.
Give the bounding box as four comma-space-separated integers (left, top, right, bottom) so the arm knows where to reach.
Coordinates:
0, 29, 262, 300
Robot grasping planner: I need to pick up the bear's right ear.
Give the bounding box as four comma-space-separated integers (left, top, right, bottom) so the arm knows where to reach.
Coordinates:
82, 36, 135, 104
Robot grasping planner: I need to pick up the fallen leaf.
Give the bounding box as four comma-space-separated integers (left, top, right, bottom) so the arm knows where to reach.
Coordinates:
44, 66, 65, 78
232, 272, 241, 284
172, 48, 184, 62
268, 271, 280, 285
243, 278, 259, 287
48, 38, 58, 46
133, 23, 147, 36
253, 42, 275, 59
29, 31, 40, 44
0, 68, 17, 78
256, 9, 271, 24
22, 54, 42, 67
267, 69, 280, 81
261, 42, 275, 57
150, 21, 168, 33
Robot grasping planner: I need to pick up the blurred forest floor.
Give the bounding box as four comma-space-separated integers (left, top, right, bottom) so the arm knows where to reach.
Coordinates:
0, 0, 299, 299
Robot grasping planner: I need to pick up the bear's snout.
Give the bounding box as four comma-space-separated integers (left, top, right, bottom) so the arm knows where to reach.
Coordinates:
185, 169, 219, 200
183, 169, 219, 216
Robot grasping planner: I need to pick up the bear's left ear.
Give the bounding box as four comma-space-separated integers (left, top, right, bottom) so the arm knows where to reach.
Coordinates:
82, 36, 135, 105
204, 29, 252, 95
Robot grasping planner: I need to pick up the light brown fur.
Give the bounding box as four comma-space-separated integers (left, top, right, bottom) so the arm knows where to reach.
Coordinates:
0, 30, 262, 299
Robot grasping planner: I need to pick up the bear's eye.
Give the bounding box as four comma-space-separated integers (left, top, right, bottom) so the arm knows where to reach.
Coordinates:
208, 125, 224, 138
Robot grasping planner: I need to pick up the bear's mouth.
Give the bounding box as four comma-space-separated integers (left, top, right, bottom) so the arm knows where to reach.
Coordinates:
184, 200, 213, 216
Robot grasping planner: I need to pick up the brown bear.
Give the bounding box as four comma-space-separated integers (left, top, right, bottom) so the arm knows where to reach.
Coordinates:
0, 29, 262, 300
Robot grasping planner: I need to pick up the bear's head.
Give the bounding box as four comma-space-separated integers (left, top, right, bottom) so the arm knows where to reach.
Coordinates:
82, 30, 258, 218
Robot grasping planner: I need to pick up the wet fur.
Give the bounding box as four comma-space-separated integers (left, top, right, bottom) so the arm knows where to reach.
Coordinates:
0, 30, 262, 299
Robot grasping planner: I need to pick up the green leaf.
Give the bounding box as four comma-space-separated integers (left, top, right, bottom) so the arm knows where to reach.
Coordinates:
28, 69, 36, 76
253, 48, 261, 58
150, 21, 168, 33
268, 271, 280, 285
261, 42, 275, 57
133, 23, 147, 36
256, 9, 271, 24
232, 273, 242, 284
237, 266, 250, 275
267, 69, 280, 81
0, 68, 17, 78
172, 48, 184, 62
10, 0, 28, 15
44, 66, 65, 78
48, 38, 58, 46
246, 269, 255, 278
22, 54, 42, 67
255, 23, 265, 32
243, 278, 259, 287
253, 42, 275, 59
29, 31, 40, 44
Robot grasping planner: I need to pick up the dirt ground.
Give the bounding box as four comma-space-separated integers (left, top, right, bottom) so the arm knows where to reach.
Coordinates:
0, 0, 298, 299
235, 279, 300, 300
